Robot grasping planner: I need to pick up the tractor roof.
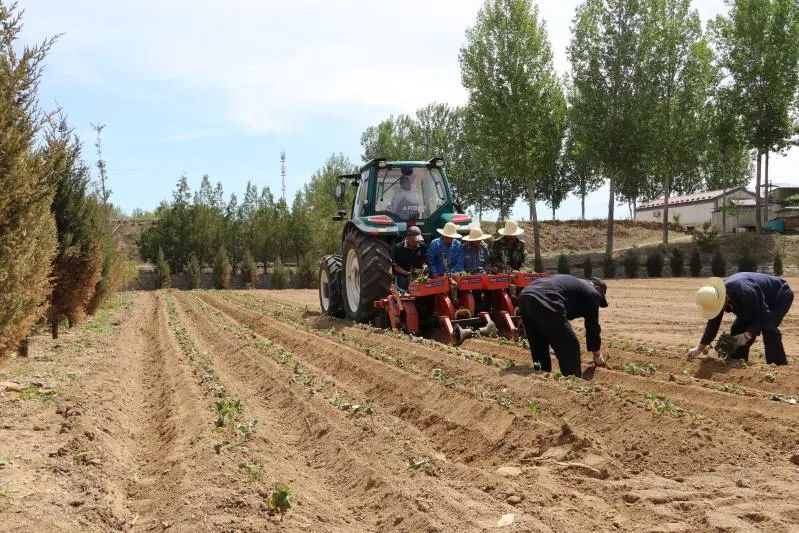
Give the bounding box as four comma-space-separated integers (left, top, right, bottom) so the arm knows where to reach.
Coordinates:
359, 157, 444, 173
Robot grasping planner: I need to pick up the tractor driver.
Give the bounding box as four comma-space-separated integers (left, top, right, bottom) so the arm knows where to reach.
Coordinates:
392, 226, 427, 291
387, 167, 420, 220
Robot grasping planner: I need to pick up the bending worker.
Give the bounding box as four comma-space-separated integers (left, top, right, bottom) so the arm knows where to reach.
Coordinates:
490, 220, 526, 272
428, 222, 463, 276
687, 273, 793, 365
518, 274, 608, 377
392, 226, 427, 291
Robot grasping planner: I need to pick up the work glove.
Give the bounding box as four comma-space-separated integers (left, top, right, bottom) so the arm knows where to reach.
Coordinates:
734, 332, 752, 347
686, 346, 704, 361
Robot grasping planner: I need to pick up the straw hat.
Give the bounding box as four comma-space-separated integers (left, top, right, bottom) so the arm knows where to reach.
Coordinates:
436, 222, 462, 238
462, 227, 490, 242
696, 277, 726, 320
498, 220, 524, 237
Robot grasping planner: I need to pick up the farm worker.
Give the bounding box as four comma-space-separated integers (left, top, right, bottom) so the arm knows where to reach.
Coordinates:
687, 273, 793, 365
517, 275, 608, 377
462, 227, 491, 274
428, 222, 464, 277
392, 226, 427, 291
490, 220, 527, 273
387, 167, 420, 220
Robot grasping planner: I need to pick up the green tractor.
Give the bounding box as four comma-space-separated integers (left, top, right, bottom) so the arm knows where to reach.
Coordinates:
318, 157, 471, 322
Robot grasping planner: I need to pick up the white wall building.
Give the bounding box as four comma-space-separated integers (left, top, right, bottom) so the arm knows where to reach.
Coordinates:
635, 188, 756, 231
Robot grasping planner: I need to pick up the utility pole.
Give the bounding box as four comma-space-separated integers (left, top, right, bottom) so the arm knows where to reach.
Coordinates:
280, 151, 287, 201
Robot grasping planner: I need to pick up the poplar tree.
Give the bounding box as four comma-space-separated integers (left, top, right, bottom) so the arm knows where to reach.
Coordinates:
460, 0, 565, 268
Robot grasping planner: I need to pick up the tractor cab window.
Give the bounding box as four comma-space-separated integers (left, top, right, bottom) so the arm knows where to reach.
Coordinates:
374, 167, 447, 221
352, 170, 370, 218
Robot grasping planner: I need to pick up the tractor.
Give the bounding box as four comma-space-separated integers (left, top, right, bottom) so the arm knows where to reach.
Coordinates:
318, 157, 471, 323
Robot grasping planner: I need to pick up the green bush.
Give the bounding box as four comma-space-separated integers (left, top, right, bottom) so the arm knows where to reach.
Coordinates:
774, 251, 784, 276
240, 249, 258, 288
603, 254, 616, 278
270, 258, 289, 290
623, 249, 639, 278
690, 247, 702, 277
737, 247, 757, 273
711, 248, 726, 277
670, 248, 685, 277
186, 253, 201, 289
582, 256, 593, 278
557, 254, 571, 275
645, 248, 664, 277
213, 246, 232, 289
156, 247, 171, 289
692, 222, 720, 253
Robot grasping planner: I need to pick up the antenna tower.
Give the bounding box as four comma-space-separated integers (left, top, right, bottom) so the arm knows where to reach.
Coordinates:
280, 151, 287, 201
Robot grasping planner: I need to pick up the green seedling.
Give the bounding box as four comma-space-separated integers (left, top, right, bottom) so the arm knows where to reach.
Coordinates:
479, 354, 494, 366
237, 419, 258, 438
505, 359, 516, 370
646, 392, 673, 415
622, 362, 657, 376
20, 384, 58, 404
553, 371, 563, 381
527, 400, 541, 417
498, 397, 512, 409
214, 397, 244, 427
432, 368, 455, 388
73, 452, 89, 465
714, 333, 737, 359
239, 460, 263, 480
715, 383, 743, 395
267, 483, 292, 519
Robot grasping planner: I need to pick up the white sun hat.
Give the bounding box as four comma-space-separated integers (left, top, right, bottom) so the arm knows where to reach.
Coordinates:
498, 220, 525, 237
436, 222, 462, 239
696, 277, 726, 320
461, 227, 491, 242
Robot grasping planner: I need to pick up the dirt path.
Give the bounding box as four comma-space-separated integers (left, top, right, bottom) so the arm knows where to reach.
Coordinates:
2, 281, 799, 532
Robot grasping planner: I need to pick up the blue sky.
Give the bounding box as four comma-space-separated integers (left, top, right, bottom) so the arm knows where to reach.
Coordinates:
21, 0, 798, 221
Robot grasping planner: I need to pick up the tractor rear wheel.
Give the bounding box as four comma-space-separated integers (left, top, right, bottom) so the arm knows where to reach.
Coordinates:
319, 255, 344, 317
342, 229, 392, 323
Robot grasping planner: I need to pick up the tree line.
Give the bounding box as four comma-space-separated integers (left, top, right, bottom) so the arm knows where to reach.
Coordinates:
360, 0, 798, 268
138, 154, 356, 288
0, 3, 128, 354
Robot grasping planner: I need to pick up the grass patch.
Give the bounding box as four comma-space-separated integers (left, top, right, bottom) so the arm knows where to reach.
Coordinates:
20, 384, 57, 404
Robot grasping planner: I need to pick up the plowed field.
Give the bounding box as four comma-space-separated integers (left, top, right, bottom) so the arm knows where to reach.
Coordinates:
2, 279, 799, 532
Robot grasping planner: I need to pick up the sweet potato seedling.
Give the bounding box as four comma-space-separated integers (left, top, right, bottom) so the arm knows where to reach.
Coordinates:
527, 400, 541, 417
408, 457, 430, 471
622, 362, 657, 376
214, 397, 244, 427
498, 397, 512, 409
432, 368, 455, 388
267, 483, 292, 519
715, 333, 737, 359
239, 460, 263, 480
505, 359, 516, 370
237, 419, 258, 439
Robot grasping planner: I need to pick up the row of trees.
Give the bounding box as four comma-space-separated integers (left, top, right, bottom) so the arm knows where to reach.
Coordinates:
359, 0, 799, 265
0, 3, 127, 353
139, 154, 357, 281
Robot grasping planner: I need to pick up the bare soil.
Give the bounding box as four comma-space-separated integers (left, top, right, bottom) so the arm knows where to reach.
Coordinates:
2, 280, 799, 532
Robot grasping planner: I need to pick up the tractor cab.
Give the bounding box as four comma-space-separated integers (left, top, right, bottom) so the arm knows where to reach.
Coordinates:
334, 158, 470, 243
321, 157, 471, 323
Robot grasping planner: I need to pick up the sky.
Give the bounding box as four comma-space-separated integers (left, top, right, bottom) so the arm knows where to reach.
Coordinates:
21, 0, 799, 221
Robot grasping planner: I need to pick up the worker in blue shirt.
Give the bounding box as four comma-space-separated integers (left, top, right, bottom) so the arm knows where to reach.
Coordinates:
687, 273, 793, 365
428, 222, 464, 277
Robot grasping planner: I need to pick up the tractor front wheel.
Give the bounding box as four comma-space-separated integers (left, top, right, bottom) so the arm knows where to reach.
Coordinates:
319, 255, 344, 317
342, 229, 392, 323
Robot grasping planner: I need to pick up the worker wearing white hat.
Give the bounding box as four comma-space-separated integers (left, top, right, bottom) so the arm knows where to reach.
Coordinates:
462, 227, 491, 274
687, 273, 793, 365
428, 222, 464, 277
490, 220, 527, 273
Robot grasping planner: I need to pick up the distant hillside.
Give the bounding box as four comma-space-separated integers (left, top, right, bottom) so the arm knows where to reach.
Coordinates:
481, 219, 687, 257
114, 218, 156, 262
